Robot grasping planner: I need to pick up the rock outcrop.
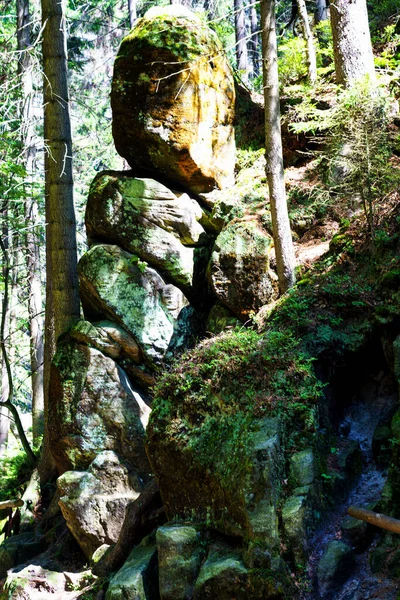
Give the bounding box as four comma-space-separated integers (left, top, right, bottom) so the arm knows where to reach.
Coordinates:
58, 452, 141, 559
78, 244, 188, 365
208, 218, 277, 320
49, 336, 151, 475
111, 5, 236, 194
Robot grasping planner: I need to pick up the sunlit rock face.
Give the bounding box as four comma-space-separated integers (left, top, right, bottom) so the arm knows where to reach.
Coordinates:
58, 451, 141, 559
78, 243, 188, 366
111, 5, 236, 194
207, 218, 278, 320
85, 171, 209, 294
48, 337, 151, 476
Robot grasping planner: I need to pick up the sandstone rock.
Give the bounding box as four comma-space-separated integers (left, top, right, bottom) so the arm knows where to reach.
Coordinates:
111, 5, 235, 194
147, 413, 283, 540
105, 534, 159, 600
1, 566, 93, 600
289, 448, 315, 487
208, 219, 277, 320
49, 339, 151, 474
157, 523, 205, 600
0, 533, 45, 579
70, 319, 141, 364
193, 546, 248, 600
282, 495, 308, 566
86, 172, 209, 292
58, 451, 141, 559
341, 514, 369, 549
317, 541, 355, 597
78, 244, 188, 365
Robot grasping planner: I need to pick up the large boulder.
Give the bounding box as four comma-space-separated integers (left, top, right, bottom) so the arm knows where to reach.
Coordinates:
207, 219, 277, 320
111, 5, 235, 194
58, 451, 141, 559
78, 244, 188, 365
49, 338, 151, 475
147, 413, 284, 541
85, 172, 209, 293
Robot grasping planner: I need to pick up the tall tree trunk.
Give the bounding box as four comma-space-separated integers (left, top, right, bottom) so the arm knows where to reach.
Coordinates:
234, 0, 249, 82
0, 209, 11, 455
17, 0, 44, 444
250, 4, 260, 78
41, 0, 80, 479
261, 0, 296, 293
315, 0, 329, 24
296, 0, 317, 84
128, 0, 136, 28
330, 0, 375, 88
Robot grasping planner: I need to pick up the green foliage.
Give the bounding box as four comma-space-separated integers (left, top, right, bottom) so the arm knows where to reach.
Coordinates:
152, 325, 324, 492
0, 448, 32, 502
327, 78, 396, 241
278, 36, 308, 86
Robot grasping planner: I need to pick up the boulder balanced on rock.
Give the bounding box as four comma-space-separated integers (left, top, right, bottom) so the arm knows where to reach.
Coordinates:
111, 4, 236, 194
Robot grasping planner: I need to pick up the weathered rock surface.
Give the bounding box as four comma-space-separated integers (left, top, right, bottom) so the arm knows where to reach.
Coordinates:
157, 523, 205, 600
208, 219, 277, 320
70, 319, 141, 364
111, 5, 235, 194
85, 172, 210, 292
147, 414, 284, 541
49, 338, 151, 474
78, 244, 188, 364
1, 566, 94, 600
317, 540, 355, 597
193, 546, 248, 600
58, 451, 140, 560
105, 534, 159, 600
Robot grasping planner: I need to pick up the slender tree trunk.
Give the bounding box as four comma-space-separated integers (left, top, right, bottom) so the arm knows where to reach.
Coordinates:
234, 0, 249, 82
128, 0, 136, 28
296, 0, 317, 84
0, 237, 37, 465
41, 0, 80, 479
330, 0, 375, 88
0, 207, 11, 455
261, 0, 296, 294
315, 0, 329, 24
17, 0, 44, 444
250, 4, 260, 78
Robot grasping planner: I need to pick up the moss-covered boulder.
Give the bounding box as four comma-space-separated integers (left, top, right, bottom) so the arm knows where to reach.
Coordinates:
111, 5, 235, 194
157, 523, 205, 600
58, 451, 140, 560
78, 244, 188, 365
49, 338, 151, 474
106, 534, 159, 600
85, 172, 209, 293
193, 546, 248, 600
207, 219, 277, 320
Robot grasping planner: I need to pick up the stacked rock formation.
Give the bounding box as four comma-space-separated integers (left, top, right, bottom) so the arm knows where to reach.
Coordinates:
48, 4, 277, 562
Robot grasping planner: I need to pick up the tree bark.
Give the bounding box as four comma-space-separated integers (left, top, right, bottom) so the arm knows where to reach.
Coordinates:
128, 0, 136, 29
315, 0, 329, 24
93, 479, 164, 577
41, 0, 80, 479
296, 0, 317, 84
250, 4, 260, 78
348, 506, 400, 534
330, 0, 375, 88
235, 0, 249, 83
261, 0, 296, 293
17, 0, 45, 444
